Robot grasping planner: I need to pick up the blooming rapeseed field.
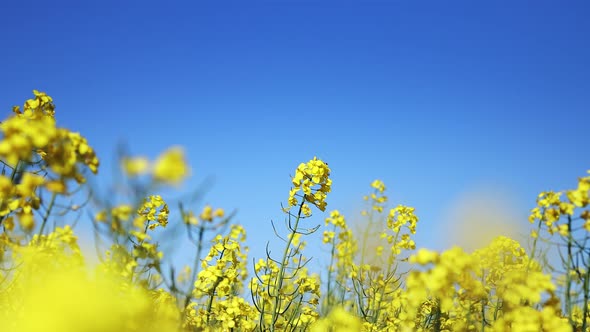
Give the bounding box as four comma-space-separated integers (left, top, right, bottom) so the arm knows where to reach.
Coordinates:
0, 91, 588, 331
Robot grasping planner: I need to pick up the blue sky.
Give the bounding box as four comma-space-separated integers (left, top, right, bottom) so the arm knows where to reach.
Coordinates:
1, 1, 589, 269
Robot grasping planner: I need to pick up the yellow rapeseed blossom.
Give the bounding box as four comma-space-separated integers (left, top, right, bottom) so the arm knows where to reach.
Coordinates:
16, 173, 44, 197
122, 156, 150, 176
12, 89, 55, 118
370, 179, 386, 193
311, 307, 362, 331
44, 179, 67, 193
557, 223, 569, 236
112, 204, 134, 221
410, 248, 438, 265
42, 129, 99, 183
288, 157, 331, 212
153, 146, 190, 184
17, 211, 35, 231
0, 114, 57, 166
567, 173, 590, 207
137, 195, 169, 229
0, 250, 178, 332
199, 205, 224, 222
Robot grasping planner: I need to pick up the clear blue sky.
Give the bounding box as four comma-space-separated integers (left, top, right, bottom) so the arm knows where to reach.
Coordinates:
1, 1, 589, 268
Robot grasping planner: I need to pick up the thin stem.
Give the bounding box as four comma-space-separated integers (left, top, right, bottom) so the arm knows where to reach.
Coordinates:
433, 300, 442, 332
270, 200, 305, 331
184, 225, 206, 309
39, 191, 57, 235
565, 215, 574, 327
0, 160, 21, 227
325, 224, 337, 312
582, 247, 590, 331
527, 218, 543, 273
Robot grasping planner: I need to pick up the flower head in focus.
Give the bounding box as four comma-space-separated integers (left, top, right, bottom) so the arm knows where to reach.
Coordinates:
287, 157, 331, 213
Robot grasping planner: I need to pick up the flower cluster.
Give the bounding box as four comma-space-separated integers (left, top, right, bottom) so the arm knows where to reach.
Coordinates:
122, 146, 190, 185
0, 91, 98, 234
137, 195, 169, 230
188, 225, 253, 330
287, 157, 332, 213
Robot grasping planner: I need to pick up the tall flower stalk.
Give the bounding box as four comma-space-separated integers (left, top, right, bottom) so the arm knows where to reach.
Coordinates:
252, 157, 331, 331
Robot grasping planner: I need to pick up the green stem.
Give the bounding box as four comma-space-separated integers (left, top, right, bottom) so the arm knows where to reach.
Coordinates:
206, 274, 225, 325
565, 215, 574, 327
359, 209, 374, 266
270, 200, 305, 331
527, 218, 543, 273
480, 270, 486, 332
184, 225, 205, 309
325, 224, 337, 312
582, 263, 590, 332
433, 300, 442, 332
0, 160, 21, 227
39, 191, 57, 235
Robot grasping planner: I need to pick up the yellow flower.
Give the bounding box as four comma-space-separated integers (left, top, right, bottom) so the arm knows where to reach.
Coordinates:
302, 203, 312, 216
287, 157, 331, 212
16, 173, 44, 198
567, 176, 589, 207
18, 211, 35, 231
200, 205, 213, 222
310, 307, 362, 332
559, 202, 575, 215
410, 248, 439, 265
370, 179, 386, 193
182, 211, 198, 225
44, 129, 99, 180
557, 224, 569, 236
122, 157, 149, 176
322, 230, 335, 244
137, 195, 169, 229
0, 114, 57, 166
0, 176, 14, 199
3, 216, 15, 231
214, 208, 225, 218
112, 204, 134, 221
45, 180, 66, 194
153, 146, 189, 184
95, 210, 107, 222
